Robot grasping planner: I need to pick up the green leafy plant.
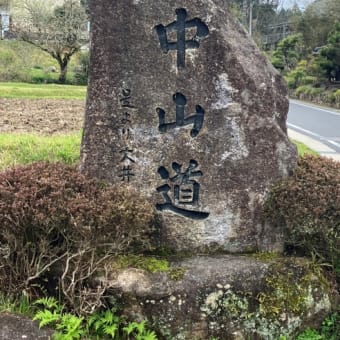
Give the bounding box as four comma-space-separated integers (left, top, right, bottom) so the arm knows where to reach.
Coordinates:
0, 294, 33, 315
320, 313, 340, 340
33, 297, 158, 340
87, 308, 120, 338
34, 297, 85, 340
296, 328, 323, 340
123, 320, 157, 340
295, 313, 340, 340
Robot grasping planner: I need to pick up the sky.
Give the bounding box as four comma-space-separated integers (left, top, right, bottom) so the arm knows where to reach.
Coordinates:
279, 0, 314, 9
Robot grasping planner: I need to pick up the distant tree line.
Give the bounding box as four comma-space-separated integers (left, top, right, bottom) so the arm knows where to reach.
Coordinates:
230, 0, 339, 105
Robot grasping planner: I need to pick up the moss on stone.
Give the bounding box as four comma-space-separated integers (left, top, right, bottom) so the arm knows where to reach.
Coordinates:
258, 258, 330, 321
168, 267, 186, 281
250, 251, 281, 261
198, 258, 332, 339
111, 255, 186, 280
112, 255, 170, 273
259, 271, 308, 318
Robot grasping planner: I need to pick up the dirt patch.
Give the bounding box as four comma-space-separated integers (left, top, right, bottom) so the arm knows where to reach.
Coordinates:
0, 98, 85, 135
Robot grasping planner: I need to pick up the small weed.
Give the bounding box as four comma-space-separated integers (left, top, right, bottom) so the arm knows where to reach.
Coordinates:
296, 328, 323, 340
320, 313, 340, 340
0, 294, 34, 316
291, 139, 318, 156
295, 313, 340, 340
250, 252, 281, 261
87, 308, 120, 338
123, 320, 158, 340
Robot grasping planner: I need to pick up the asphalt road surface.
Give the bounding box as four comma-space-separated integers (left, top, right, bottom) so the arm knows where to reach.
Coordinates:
287, 100, 340, 154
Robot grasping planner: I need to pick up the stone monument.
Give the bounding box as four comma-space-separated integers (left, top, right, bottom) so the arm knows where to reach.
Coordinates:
80, 0, 297, 253
80, 1, 335, 339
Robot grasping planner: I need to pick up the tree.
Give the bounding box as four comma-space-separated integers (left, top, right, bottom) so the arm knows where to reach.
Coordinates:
271, 33, 305, 72
11, 0, 88, 83
297, 0, 340, 49
313, 23, 340, 82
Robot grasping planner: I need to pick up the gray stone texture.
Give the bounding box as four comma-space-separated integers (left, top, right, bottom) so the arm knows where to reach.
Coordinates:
0, 313, 53, 340
80, 0, 297, 252
104, 255, 334, 339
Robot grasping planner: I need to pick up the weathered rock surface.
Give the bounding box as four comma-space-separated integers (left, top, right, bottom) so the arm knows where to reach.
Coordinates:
0, 313, 53, 340
80, 0, 297, 252
104, 255, 334, 340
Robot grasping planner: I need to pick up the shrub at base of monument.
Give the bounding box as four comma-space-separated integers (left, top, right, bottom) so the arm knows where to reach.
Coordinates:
264, 155, 340, 284
102, 255, 336, 340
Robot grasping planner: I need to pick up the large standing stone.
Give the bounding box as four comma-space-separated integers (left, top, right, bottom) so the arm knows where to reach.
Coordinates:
80, 0, 297, 252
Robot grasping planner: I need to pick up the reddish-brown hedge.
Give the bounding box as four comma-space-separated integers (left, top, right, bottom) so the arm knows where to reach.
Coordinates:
0, 162, 156, 307
264, 155, 340, 274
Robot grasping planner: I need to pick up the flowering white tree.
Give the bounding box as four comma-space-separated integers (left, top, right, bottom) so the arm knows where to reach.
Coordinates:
11, 0, 88, 83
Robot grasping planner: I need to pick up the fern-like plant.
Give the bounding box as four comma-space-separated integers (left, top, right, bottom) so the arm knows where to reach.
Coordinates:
33, 297, 86, 340
33, 296, 158, 340
123, 320, 157, 340
87, 308, 120, 338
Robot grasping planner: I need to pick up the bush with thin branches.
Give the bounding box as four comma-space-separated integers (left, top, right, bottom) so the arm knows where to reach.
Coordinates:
0, 162, 156, 313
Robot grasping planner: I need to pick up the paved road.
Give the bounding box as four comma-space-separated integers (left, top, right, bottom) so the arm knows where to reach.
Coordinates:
287, 100, 340, 160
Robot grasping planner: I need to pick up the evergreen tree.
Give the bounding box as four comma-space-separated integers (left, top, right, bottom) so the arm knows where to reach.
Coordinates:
271, 33, 305, 71
313, 23, 340, 82
297, 0, 340, 49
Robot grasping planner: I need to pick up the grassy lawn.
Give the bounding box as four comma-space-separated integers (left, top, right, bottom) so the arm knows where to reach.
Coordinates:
0, 82, 86, 99
0, 133, 81, 170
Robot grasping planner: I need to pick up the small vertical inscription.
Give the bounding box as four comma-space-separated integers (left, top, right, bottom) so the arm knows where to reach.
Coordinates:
118, 87, 136, 182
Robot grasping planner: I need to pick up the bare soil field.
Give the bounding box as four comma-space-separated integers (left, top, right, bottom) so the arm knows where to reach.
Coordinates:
0, 98, 85, 135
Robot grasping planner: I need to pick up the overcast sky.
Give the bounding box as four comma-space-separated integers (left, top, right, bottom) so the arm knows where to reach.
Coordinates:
279, 0, 314, 9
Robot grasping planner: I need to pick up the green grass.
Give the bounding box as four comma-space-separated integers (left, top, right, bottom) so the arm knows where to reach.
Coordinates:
0, 133, 81, 170
0, 134, 317, 171
0, 293, 34, 316
292, 140, 319, 156
0, 82, 86, 99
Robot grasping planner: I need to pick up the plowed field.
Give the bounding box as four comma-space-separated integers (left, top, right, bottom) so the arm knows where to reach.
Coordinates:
0, 98, 85, 135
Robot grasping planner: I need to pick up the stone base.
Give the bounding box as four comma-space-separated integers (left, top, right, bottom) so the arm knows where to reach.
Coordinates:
0, 313, 53, 340
104, 255, 336, 340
